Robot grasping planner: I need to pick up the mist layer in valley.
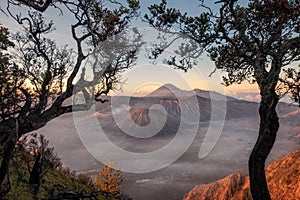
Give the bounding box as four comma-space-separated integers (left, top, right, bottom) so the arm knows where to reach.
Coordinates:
35, 84, 300, 200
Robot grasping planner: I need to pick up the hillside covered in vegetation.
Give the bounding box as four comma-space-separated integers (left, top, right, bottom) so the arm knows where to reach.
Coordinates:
1, 134, 128, 200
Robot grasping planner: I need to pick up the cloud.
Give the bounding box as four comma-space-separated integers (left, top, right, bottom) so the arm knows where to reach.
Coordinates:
227, 91, 261, 102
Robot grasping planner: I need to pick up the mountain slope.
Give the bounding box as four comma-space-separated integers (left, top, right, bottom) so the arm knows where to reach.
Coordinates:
193, 89, 237, 101
183, 147, 300, 200
280, 109, 300, 140
147, 84, 185, 98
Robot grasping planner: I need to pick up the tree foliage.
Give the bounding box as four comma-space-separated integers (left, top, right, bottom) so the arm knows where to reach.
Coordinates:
0, 26, 24, 122
279, 68, 300, 106
93, 161, 123, 198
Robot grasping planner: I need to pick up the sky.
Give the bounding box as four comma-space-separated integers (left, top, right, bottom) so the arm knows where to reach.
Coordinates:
0, 0, 298, 102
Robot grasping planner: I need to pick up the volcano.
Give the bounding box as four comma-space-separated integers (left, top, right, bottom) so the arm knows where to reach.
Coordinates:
95, 84, 297, 138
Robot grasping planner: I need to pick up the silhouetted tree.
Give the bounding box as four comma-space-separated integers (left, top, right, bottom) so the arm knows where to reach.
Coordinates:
279, 68, 300, 106
0, 0, 141, 190
25, 133, 62, 194
145, 0, 300, 199
0, 24, 22, 194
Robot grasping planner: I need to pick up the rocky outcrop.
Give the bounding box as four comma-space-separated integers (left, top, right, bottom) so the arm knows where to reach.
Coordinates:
183, 174, 252, 200
184, 148, 300, 200
266, 148, 300, 200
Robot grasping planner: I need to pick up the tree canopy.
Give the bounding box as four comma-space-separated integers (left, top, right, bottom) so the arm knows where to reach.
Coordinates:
145, 0, 300, 199
0, 0, 141, 191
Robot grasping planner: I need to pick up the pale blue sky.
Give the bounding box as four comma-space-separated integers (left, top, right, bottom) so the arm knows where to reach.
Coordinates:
0, 0, 297, 101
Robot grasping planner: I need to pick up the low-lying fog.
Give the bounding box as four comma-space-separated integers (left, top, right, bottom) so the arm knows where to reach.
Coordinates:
33, 85, 300, 200
35, 110, 299, 200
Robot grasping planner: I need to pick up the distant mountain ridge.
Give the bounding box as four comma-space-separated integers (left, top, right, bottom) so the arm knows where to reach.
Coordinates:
147, 84, 237, 101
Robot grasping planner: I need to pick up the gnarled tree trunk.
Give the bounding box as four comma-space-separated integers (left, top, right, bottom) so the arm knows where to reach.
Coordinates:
0, 141, 15, 188
0, 136, 17, 199
0, 122, 18, 191
249, 62, 280, 200
29, 152, 42, 195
